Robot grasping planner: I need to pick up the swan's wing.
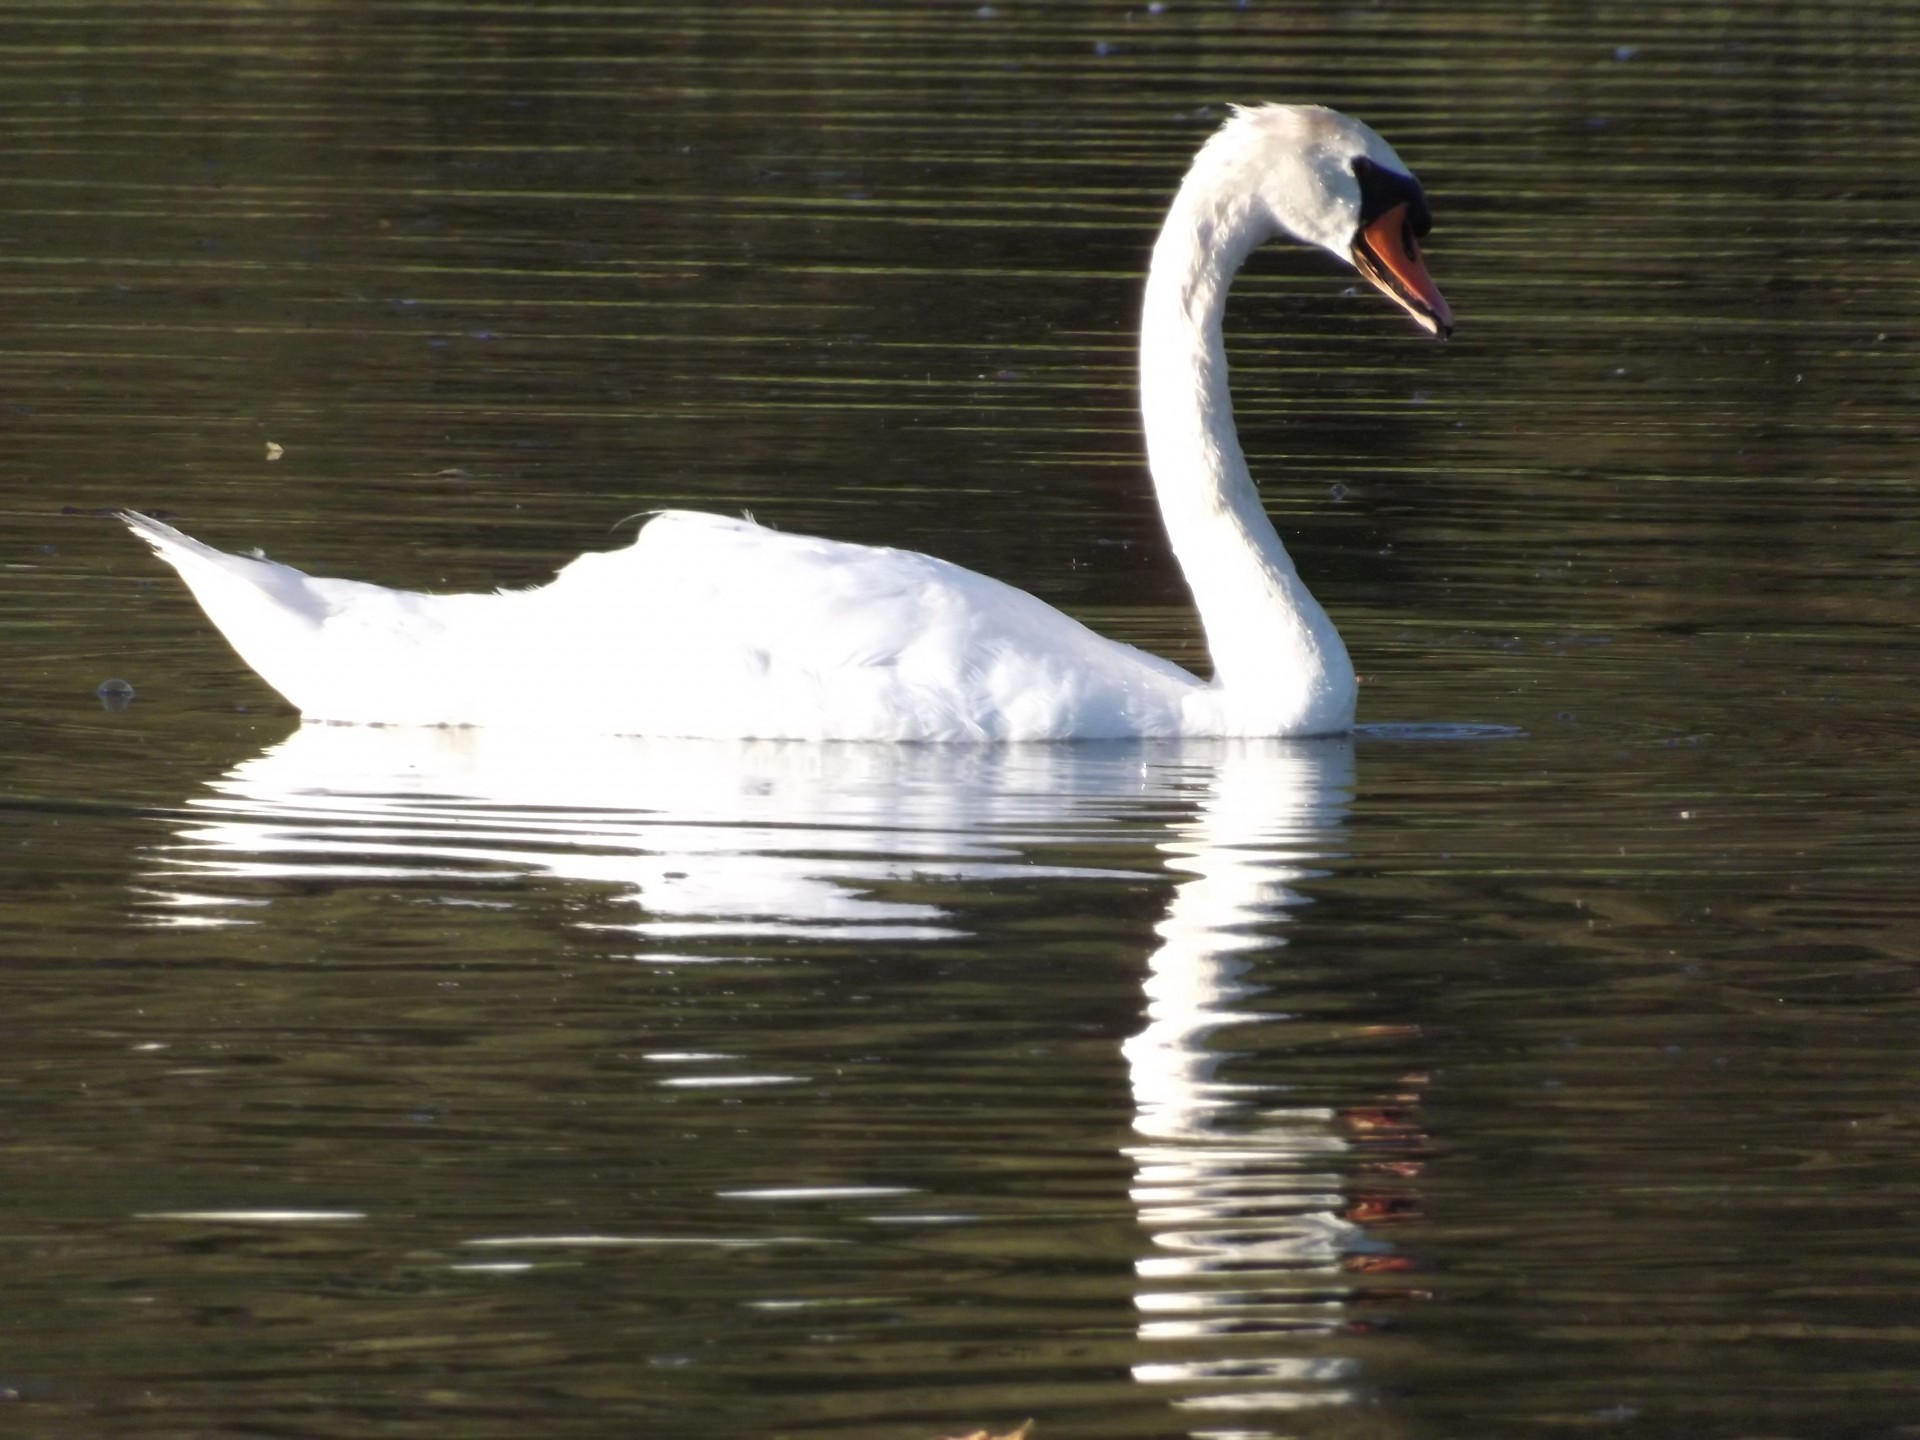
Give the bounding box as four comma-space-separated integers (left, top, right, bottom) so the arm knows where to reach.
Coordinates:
527, 510, 1201, 739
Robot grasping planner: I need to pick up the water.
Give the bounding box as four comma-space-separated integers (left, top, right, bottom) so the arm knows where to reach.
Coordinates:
5, 2, 1920, 1436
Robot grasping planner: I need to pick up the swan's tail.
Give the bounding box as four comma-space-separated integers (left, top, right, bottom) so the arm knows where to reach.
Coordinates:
120, 511, 333, 629
120, 510, 451, 718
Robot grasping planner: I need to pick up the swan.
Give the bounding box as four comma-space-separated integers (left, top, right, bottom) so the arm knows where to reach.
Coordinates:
123, 104, 1450, 742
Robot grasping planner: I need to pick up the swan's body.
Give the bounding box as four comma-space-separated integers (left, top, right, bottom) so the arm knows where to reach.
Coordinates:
121, 508, 1209, 739
125, 104, 1451, 742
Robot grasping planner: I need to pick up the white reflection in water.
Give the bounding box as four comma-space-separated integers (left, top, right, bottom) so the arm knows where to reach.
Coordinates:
141, 724, 1164, 938
143, 723, 1369, 1427
1123, 743, 1369, 1425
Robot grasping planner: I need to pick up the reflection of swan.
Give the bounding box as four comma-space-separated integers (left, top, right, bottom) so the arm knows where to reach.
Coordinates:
122, 104, 1449, 741
145, 725, 1386, 1425
140, 726, 1176, 938
1124, 742, 1388, 1420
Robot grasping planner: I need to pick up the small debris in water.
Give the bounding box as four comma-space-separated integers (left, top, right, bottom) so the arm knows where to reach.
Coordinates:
96, 677, 136, 711
938, 1424, 1032, 1440
265, 440, 284, 461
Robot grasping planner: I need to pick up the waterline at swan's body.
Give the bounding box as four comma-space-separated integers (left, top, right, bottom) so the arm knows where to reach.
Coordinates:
124, 104, 1451, 742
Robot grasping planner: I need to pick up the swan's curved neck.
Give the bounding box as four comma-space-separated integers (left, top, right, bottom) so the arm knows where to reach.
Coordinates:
1140, 164, 1356, 734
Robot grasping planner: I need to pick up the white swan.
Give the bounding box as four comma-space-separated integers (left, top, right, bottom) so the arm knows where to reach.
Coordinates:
124, 104, 1450, 742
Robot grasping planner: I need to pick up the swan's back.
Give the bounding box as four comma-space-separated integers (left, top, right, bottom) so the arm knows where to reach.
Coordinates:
126, 510, 1201, 740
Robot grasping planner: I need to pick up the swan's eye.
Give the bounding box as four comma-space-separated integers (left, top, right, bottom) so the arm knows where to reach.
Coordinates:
1351, 155, 1433, 237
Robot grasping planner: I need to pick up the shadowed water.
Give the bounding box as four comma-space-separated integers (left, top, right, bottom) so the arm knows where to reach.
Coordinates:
4, 3, 1920, 1437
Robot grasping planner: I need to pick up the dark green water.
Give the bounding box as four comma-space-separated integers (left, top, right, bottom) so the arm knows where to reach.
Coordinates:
4, 3, 1920, 1437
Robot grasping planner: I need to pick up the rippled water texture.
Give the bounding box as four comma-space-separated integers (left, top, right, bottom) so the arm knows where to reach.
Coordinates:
4, 3, 1920, 1437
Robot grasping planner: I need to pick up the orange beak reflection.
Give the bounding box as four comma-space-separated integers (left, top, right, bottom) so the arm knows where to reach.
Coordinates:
1352, 202, 1454, 338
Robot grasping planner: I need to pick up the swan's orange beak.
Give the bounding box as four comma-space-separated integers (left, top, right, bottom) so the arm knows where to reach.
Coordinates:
1352, 202, 1453, 339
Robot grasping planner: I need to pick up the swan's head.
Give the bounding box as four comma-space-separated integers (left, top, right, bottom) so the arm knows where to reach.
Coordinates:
1202, 104, 1454, 338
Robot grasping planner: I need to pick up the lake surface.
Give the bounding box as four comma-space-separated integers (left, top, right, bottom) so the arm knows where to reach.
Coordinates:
5, 3, 1920, 1437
